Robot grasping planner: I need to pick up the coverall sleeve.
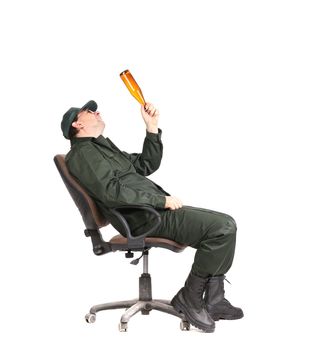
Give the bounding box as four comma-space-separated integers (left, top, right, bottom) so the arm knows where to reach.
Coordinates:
67, 143, 166, 209
121, 129, 163, 176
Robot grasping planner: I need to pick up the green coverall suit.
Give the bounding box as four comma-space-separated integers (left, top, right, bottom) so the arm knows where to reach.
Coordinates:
66, 129, 237, 277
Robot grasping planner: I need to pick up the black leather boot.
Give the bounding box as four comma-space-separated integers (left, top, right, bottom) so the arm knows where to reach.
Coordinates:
204, 275, 244, 321
171, 272, 215, 333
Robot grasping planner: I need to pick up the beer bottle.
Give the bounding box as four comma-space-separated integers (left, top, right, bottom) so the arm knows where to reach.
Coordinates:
120, 69, 146, 105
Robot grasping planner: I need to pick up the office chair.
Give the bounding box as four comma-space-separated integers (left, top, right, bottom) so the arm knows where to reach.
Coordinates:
54, 154, 190, 332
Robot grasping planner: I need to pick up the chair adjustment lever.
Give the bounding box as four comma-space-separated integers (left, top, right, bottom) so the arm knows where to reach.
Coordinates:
130, 248, 149, 265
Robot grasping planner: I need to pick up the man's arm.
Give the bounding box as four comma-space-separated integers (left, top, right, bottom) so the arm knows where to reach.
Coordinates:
121, 103, 162, 176
121, 129, 163, 176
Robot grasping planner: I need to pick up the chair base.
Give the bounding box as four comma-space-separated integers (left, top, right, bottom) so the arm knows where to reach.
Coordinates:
86, 298, 188, 331
84, 251, 190, 331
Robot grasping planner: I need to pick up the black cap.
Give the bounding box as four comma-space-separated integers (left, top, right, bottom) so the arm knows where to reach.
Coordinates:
61, 100, 98, 139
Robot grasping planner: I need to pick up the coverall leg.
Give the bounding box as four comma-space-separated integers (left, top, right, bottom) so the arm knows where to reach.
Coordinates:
152, 206, 237, 277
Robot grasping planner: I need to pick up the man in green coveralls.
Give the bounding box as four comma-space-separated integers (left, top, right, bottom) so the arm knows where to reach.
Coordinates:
61, 100, 243, 333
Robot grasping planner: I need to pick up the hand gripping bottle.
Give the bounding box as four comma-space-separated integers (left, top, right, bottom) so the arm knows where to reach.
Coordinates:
120, 69, 146, 105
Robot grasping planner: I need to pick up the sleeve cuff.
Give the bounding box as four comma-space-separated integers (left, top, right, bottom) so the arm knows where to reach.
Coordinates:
146, 128, 162, 142
154, 194, 166, 209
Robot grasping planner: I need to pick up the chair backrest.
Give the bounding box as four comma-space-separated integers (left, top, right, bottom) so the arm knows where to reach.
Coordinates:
54, 154, 109, 230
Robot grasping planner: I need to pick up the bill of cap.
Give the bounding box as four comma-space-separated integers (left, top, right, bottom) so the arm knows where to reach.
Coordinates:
80, 100, 98, 112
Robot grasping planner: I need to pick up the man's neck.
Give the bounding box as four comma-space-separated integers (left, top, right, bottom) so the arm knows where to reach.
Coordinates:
76, 131, 103, 138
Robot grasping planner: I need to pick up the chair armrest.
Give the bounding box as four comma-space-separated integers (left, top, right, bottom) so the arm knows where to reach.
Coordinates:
108, 205, 162, 249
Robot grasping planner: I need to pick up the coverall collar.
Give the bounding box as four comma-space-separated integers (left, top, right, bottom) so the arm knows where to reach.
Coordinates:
70, 135, 107, 146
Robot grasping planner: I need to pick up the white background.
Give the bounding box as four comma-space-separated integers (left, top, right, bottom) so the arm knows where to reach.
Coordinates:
1, 0, 315, 348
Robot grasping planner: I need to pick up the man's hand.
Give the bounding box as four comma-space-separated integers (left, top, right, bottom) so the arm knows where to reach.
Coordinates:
141, 102, 159, 134
165, 196, 183, 210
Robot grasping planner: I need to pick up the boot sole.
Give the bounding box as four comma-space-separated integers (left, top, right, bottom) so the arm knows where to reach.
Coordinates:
172, 295, 215, 333
211, 313, 244, 321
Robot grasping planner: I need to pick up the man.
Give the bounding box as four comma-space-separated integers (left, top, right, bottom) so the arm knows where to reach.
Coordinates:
61, 100, 244, 333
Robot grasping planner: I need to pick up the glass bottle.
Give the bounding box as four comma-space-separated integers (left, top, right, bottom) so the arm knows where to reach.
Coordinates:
120, 69, 146, 105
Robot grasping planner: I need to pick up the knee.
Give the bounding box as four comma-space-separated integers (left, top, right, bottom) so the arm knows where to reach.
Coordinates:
218, 214, 237, 238
226, 215, 237, 234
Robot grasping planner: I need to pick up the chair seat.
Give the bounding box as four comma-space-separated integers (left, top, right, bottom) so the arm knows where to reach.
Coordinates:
109, 234, 187, 253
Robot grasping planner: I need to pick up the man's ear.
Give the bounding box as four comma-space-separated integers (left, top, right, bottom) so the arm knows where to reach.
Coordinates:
72, 121, 83, 130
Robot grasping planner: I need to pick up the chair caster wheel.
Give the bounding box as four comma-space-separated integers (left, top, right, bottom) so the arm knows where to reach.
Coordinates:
119, 322, 128, 332
85, 313, 96, 323
180, 320, 190, 331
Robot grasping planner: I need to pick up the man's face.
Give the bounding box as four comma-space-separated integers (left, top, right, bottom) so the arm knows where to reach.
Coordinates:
74, 109, 105, 135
